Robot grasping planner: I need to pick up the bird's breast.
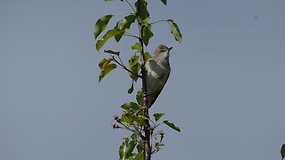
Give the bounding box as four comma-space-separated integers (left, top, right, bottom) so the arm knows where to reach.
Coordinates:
145, 60, 170, 95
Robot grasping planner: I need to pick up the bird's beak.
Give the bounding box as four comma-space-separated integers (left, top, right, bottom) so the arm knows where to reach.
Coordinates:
168, 47, 173, 51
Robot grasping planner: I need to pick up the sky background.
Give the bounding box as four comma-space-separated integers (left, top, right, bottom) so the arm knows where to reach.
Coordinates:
1, 0, 285, 160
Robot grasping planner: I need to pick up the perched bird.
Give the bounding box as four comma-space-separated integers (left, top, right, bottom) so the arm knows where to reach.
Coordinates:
145, 44, 173, 108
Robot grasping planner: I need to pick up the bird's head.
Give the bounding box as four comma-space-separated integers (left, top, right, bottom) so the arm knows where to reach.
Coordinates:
154, 44, 173, 58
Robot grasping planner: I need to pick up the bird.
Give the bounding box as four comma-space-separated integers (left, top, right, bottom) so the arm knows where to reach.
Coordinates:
144, 44, 173, 108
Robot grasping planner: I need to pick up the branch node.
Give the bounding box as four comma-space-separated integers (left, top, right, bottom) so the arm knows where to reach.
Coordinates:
111, 55, 142, 78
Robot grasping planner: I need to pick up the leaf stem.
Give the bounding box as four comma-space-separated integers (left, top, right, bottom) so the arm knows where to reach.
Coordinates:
123, 32, 140, 39
117, 120, 136, 133
125, 0, 136, 13
150, 19, 168, 25
111, 56, 142, 78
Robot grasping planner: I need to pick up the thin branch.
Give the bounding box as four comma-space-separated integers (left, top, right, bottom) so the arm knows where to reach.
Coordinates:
111, 56, 142, 78
139, 25, 146, 64
117, 55, 125, 66
150, 19, 168, 25
137, 8, 151, 160
150, 120, 156, 128
124, 32, 140, 39
112, 12, 135, 17
125, 0, 136, 13
117, 121, 136, 133
154, 123, 162, 129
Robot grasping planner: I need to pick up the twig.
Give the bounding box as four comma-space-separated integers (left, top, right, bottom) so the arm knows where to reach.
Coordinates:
150, 19, 168, 25
117, 120, 136, 133
124, 32, 140, 39
125, 0, 136, 13
111, 56, 142, 78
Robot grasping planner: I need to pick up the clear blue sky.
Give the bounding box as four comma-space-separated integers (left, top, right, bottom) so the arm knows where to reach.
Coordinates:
1, 0, 285, 160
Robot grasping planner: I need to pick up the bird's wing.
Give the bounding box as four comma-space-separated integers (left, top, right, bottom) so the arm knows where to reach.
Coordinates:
148, 72, 170, 108
146, 59, 166, 78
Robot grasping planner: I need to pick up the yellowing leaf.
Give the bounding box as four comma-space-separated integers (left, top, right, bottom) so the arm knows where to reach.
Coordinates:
131, 43, 142, 52
98, 63, 117, 82
144, 52, 151, 60
98, 58, 112, 70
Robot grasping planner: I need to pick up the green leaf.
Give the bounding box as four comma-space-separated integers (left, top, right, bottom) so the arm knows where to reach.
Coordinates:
120, 113, 134, 124
128, 81, 134, 94
143, 24, 153, 46
129, 55, 139, 68
113, 15, 135, 43
167, 19, 182, 43
104, 49, 120, 56
126, 140, 136, 158
134, 115, 146, 126
114, 22, 125, 42
163, 120, 181, 132
131, 133, 139, 141
98, 63, 117, 82
281, 144, 285, 160
119, 141, 127, 160
98, 58, 112, 70
121, 102, 142, 110
144, 52, 151, 60
135, 0, 150, 21
137, 115, 149, 120
114, 32, 124, 42
119, 139, 136, 160
120, 113, 146, 125
155, 142, 165, 147
153, 113, 165, 121
117, 15, 136, 30
131, 63, 140, 81
160, 0, 167, 5
131, 43, 142, 52
129, 55, 141, 81
136, 144, 143, 153
132, 153, 144, 160
136, 89, 143, 105
94, 15, 113, 39
96, 29, 123, 51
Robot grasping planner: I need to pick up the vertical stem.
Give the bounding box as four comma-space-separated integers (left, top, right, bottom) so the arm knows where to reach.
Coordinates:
141, 33, 151, 160
137, 0, 151, 159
